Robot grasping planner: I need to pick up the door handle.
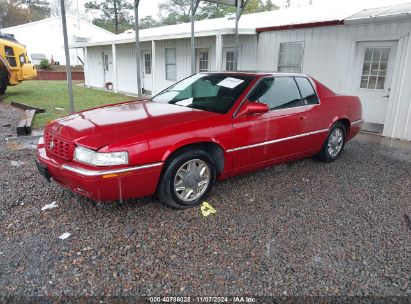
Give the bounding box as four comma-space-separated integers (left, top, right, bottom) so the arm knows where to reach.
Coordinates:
300, 116, 307, 120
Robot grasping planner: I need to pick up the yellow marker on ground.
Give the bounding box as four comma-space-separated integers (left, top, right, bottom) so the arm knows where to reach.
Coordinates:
201, 202, 216, 217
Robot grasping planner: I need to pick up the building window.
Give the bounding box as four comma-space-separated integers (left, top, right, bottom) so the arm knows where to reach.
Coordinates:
198, 49, 209, 72
225, 49, 237, 71
102, 53, 109, 71
144, 52, 151, 74
277, 42, 304, 73
360, 47, 389, 90
4, 46, 17, 67
165, 48, 176, 81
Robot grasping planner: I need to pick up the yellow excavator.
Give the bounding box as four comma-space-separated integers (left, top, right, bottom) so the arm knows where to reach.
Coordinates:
0, 33, 37, 95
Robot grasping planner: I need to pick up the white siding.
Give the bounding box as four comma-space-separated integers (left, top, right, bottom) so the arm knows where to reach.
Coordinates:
222, 35, 258, 71
151, 35, 256, 93
85, 46, 104, 88
153, 37, 216, 93
256, 21, 411, 140
85, 34, 257, 94
115, 42, 152, 94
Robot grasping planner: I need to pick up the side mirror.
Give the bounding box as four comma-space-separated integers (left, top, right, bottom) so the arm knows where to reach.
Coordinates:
237, 100, 269, 116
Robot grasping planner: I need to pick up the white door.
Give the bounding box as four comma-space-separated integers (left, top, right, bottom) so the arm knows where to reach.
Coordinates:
196, 48, 209, 72
142, 51, 152, 94
353, 41, 397, 126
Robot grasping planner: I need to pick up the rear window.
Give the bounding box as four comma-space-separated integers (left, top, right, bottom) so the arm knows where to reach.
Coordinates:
295, 77, 319, 105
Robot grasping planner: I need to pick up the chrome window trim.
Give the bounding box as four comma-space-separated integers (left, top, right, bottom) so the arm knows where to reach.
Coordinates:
226, 128, 329, 153
351, 119, 364, 125
62, 162, 163, 177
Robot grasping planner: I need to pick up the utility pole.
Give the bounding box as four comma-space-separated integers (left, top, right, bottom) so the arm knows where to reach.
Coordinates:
191, 0, 195, 75
134, 0, 142, 98
235, 0, 240, 71
60, 0, 75, 113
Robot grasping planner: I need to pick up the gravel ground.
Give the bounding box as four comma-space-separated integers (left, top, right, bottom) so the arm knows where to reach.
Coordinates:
0, 103, 21, 139
0, 139, 410, 298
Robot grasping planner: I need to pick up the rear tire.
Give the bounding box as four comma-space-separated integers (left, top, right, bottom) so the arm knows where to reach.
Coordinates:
317, 122, 346, 163
156, 148, 216, 209
0, 69, 8, 95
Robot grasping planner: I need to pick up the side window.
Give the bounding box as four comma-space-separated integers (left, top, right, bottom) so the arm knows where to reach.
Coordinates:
19, 54, 26, 65
4, 46, 17, 67
295, 77, 319, 105
249, 77, 303, 110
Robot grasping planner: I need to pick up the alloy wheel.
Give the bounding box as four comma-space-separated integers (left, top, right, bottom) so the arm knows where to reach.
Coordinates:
173, 159, 210, 202
327, 128, 344, 158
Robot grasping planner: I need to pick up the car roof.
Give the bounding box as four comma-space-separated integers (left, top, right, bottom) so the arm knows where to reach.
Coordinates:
203, 71, 309, 78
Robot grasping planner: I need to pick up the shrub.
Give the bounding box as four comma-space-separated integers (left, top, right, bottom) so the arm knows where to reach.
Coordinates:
39, 59, 52, 70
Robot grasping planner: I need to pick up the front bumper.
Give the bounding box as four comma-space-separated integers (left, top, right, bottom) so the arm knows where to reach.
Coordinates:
36, 145, 163, 201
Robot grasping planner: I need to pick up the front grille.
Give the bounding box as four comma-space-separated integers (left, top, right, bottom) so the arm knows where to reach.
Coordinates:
44, 131, 74, 161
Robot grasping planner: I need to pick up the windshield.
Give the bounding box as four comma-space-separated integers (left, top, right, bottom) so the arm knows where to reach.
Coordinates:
152, 73, 254, 114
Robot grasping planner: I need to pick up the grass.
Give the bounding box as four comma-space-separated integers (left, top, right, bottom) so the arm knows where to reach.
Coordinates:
2, 80, 133, 128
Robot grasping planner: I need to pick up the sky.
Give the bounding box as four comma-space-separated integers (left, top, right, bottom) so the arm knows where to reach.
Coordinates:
76, 0, 411, 21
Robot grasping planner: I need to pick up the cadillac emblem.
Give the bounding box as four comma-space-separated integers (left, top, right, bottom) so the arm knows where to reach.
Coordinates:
49, 140, 55, 150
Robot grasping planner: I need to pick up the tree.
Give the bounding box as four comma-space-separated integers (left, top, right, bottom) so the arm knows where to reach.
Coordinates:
196, 2, 234, 20
242, 0, 279, 13
158, 0, 191, 25
159, 0, 279, 26
0, 0, 29, 28
263, 0, 278, 11
49, 0, 78, 17
285, 0, 291, 8
139, 15, 158, 29
85, 0, 134, 34
19, 0, 50, 21
0, 0, 49, 28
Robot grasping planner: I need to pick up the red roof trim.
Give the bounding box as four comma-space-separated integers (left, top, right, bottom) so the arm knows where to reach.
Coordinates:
256, 20, 344, 33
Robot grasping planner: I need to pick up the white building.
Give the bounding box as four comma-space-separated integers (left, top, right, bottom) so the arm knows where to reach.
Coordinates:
75, 3, 411, 141
1, 16, 115, 65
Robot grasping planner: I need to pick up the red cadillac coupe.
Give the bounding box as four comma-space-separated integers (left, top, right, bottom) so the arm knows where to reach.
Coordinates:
36, 72, 363, 209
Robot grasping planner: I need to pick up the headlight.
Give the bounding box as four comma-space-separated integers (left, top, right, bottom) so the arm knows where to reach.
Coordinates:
73, 146, 128, 166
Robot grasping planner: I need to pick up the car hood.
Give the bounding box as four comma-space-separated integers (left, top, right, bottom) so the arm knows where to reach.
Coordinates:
47, 100, 220, 150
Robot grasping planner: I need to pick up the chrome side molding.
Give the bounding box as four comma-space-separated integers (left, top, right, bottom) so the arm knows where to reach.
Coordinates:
351, 119, 364, 125
62, 162, 163, 176
226, 128, 329, 153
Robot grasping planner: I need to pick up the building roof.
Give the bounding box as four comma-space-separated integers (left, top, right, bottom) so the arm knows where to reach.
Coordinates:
345, 2, 411, 24
2, 16, 115, 37
75, 2, 411, 47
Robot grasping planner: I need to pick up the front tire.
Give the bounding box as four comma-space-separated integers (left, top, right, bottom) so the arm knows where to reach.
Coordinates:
317, 122, 346, 163
156, 148, 216, 209
0, 69, 8, 95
